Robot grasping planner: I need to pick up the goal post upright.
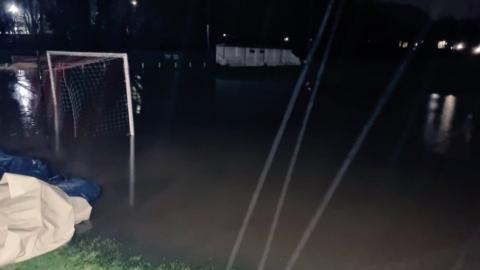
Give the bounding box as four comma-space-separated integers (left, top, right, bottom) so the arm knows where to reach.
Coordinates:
121, 53, 136, 206
122, 53, 135, 137
46, 51, 60, 154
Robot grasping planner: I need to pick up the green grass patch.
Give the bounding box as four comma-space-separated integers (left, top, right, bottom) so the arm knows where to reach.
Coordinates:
1, 237, 224, 270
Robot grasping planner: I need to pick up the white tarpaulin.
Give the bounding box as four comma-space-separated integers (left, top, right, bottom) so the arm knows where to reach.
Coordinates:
0, 173, 92, 267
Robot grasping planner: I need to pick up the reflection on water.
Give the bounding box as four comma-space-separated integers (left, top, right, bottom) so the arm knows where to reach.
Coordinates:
12, 70, 38, 135
424, 93, 457, 154
132, 74, 143, 115
424, 93, 439, 143
437, 95, 456, 153
129, 135, 136, 207
464, 114, 474, 143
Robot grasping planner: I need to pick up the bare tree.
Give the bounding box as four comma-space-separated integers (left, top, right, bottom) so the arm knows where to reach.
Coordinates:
11, 0, 54, 34
17, 0, 40, 34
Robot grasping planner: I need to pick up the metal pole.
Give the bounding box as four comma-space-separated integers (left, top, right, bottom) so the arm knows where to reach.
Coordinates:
122, 54, 136, 136
123, 53, 136, 207
206, 24, 211, 51
46, 51, 60, 155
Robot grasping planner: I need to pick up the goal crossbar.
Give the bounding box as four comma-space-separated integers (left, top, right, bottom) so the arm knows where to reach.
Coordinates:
47, 51, 129, 58
47, 57, 119, 71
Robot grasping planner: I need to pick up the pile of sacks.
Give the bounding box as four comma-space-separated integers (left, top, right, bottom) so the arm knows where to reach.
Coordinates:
0, 149, 101, 267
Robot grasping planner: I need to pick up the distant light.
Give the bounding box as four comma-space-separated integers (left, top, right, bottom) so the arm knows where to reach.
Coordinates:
472, 45, 480, 55
452, 42, 465, 51
437, 40, 448, 49
222, 33, 227, 38
398, 41, 408, 48
431, 93, 440, 99
283, 36, 290, 42
7, 4, 20, 14
130, 0, 138, 7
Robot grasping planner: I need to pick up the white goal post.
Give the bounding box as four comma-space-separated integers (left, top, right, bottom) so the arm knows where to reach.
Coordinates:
46, 51, 135, 148
46, 51, 137, 206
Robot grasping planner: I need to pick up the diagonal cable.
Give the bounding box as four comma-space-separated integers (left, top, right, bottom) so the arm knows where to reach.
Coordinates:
284, 17, 439, 270
225, 1, 338, 269
257, 0, 346, 269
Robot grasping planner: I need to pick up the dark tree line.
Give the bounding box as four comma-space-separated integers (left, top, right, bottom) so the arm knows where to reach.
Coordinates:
0, 9, 15, 34
1, 0, 479, 52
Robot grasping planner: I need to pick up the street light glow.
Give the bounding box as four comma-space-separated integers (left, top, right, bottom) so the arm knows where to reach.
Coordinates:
472, 45, 480, 55
7, 4, 20, 14
452, 42, 465, 51
222, 33, 227, 38
130, 0, 138, 7
283, 36, 290, 42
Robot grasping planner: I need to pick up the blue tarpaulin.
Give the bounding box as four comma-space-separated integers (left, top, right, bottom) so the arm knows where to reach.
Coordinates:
0, 149, 101, 203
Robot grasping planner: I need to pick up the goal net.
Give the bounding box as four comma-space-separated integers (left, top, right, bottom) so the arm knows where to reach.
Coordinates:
46, 51, 135, 140
45, 51, 136, 206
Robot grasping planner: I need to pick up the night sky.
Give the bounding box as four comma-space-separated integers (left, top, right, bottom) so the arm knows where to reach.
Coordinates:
382, 0, 480, 19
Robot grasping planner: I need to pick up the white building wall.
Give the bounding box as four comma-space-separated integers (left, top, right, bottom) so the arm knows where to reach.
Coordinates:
265, 49, 281, 66
216, 45, 301, 67
245, 48, 256, 66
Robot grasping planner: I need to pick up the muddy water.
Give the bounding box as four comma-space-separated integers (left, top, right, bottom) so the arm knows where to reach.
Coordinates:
1, 58, 480, 270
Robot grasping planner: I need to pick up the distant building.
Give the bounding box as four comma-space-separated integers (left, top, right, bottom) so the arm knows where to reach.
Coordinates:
216, 44, 301, 67
437, 40, 448, 49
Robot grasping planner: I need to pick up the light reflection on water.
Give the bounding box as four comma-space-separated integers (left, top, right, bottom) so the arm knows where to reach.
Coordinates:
424, 93, 457, 154
437, 95, 457, 153
464, 114, 474, 143
12, 70, 38, 135
424, 93, 439, 144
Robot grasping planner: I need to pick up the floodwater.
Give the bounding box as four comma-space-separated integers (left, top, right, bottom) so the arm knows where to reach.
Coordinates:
1, 55, 480, 270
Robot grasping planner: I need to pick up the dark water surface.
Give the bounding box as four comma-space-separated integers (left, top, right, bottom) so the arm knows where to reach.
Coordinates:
1, 56, 480, 270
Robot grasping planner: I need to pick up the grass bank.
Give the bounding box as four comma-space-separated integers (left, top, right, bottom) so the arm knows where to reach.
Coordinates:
1, 236, 226, 270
